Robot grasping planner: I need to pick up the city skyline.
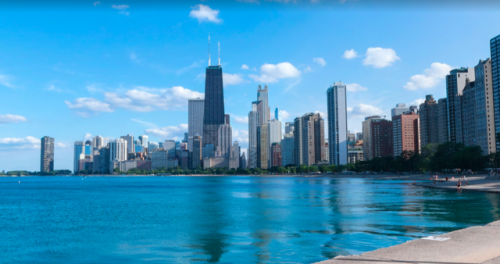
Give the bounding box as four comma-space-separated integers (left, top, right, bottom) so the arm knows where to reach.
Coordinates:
1, 2, 500, 171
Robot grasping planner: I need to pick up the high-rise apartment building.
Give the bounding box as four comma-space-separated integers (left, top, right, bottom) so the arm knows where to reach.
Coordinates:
446, 67, 475, 143
202, 65, 225, 150
419, 95, 439, 146
371, 119, 393, 158
293, 117, 303, 166
99, 147, 110, 174
391, 103, 410, 117
109, 138, 127, 163
281, 132, 294, 167
257, 124, 269, 170
188, 98, 204, 151
257, 85, 270, 124
437, 98, 449, 143
40, 136, 54, 172
491, 34, 500, 150
327, 82, 348, 165
73, 141, 84, 173
120, 134, 134, 154
362, 115, 382, 160
192, 133, 202, 169
248, 102, 259, 169
474, 58, 496, 154
392, 112, 420, 156
301, 113, 325, 165
271, 143, 282, 168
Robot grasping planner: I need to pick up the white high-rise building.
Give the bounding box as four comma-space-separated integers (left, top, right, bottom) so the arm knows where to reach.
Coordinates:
120, 134, 134, 154
268, 119, 282, 167
327, 82, 348, 165
109, 138, 127, 163
188, 98, 204, 151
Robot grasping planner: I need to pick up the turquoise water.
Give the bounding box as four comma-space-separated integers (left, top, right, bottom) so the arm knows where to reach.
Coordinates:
0, 176, 499, 264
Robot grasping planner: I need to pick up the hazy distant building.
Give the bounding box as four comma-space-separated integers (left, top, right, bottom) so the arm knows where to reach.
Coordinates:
188, 98, 204, 151
285, 122, 295, 134
446, 67, 475, 143
356, 132, 363, 141
109, 138, 127, 164
138, 135, 148, 148
152, 150, 168, 170
271, 143, 282, 168
240, 152, 247, 169
362, 116, 382, 160
393, 112, 420, 156
229, 141, 240, 169
120, 134, 134, 154
327, 82, 348, 165
275, 107, 281, 121
40, 136, 54, 173
257, 124, 269, 170
281, 133, 294, 167
391, 103, 410, 117
419, 95, 439, 146
347, 131, 356, 147
371, 119, 393, 158
491, 34, 500, 150
73, 141, 84, 173
148, 142, 159, 153
99, 147, 110, 174
92, 136, 104, 150
202, 64, 225, 150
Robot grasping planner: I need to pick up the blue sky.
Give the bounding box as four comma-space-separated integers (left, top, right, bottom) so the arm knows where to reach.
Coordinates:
1, 0, 499, 171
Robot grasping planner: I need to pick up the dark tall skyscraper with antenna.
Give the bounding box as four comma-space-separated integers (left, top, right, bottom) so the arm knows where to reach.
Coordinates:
202, 39, 225, 150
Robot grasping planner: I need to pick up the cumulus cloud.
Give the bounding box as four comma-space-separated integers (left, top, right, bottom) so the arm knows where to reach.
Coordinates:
241, 64, 249, 70
0, 136, 40, 150
223, 73, 245, 85
342, 49, 358, 59
346, 83, 368, 92
363, 47, 400, 68
233, 116, 249, 124
249, 62, 300, 83
145, 124, 188, 140
84, 133, 92, 141
65, 98, 113, 113
410, 98, 425, 106
348, 104, 384, 118
189, 4, 222, 23
0, 114, 27, 124
404, 63, 453, 90
56, 142, 67, 148
313, 57, 326, 66
111, 4, 129, 15
233, 129, 249, 144
279, 110, 290, 120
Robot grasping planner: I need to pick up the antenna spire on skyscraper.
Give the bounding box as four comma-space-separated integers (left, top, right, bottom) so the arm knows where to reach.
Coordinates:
208, 35, 211, 66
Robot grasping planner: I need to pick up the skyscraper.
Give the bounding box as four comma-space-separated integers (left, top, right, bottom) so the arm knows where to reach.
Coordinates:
327, 82, 348, 165
419, 95, 439, 146
121, 134, 134, 154
109, 139, 127, 163
474, 58, 496, 154
446, 67, 475, 143
293, 117, 303, 166
301, 113, 325, 165
392, 112, 420, 156
268, 119, 282, 167
40, 136, 54, 172
192, 133, 202, 169
92, 136, 104, 150
282, 132, 294, 167
73, 141, 84, 173
202, 65, 225, 150
188, 98, 204, 151
491, 34, 500, 150
275, 107, 281, 121
391, 103, 410, 117
271, 143, 282, 168
362, 116, 382, 160
371, 119, 393, 158
217, 124, 232, 157
257, 85, 270, 124
248, 102, 260, 169
437, 98, 449, 144
257, 124, 269, 169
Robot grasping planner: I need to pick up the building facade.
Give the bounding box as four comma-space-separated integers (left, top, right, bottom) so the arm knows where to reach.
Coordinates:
419, 95, 439, 146
281, 133, 294, 167
257, 124, 269, 170
446, 67, 475, 143
73, 141, 84, 173
327, 82, 348, 165
392, 112, 420, 156
271, 143, 282, 168
268, 119, 282, 167
217, 124, 232, 157
120, 134, 134, 154
257, 85, 270, 125
293, 117, 303, 166
474, 58, 496, 154
248, 103, 259, 169
202, 65, 225, 151
437, 98, 449, 143
391, 103, 410, 117
371, 119, 393, 158
40, 136, 54, 172
188, 98, 204, 151
301, 113, 326, 165
192, 134, 202, 169
491, 34, 500, 150
362, 115, 382, 160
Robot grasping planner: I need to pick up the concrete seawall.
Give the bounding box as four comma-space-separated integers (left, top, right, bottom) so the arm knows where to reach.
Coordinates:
416, 176, 500, 194
317, 221, 500, 264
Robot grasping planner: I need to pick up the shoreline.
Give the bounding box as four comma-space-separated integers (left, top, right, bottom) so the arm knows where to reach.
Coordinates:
316, 220, 500, 264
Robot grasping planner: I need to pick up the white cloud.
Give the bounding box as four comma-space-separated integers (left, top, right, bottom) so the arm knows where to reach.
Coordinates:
65, 98, 113, 112
233, 130, 249, 144
303, 66, 313, 73
84, 133, 92, 140
0, 136, 40, 150
67, 86, 203, 114
111, 4, 129, 10
363, 47, 400, 68
346, 83, 368, 92
0, 74, 15, 88
145, 124, 188, 139
131, 118, 159, 129
342, 49, 358, 59
177, 61, 203, 75
241, 64, 249, 70
189, 4, 222, 24
93, 1, 100, 6
348, 104, 384, 118
280, 110, 290, 120
56, 142, 67, 148
223, 73, 245, 85
404, 63, 453, 90
233, 116, 249, 124
0, 114, 27, 124
313, 57, 326, 66
249, 62, 300, 83
410, 98, 425, 106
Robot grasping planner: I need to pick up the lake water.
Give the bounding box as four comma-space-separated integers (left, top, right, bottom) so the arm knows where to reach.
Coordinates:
1, 176, 499, 263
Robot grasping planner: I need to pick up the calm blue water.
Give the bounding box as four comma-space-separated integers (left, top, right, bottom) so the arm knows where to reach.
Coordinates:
1, 176, 499, 264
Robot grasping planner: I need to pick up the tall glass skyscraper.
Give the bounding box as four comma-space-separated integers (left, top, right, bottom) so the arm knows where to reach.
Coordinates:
202, 65, 225, 150
40, 136, 54, 172
491, 34, 500, 150
327, 82, 348, 165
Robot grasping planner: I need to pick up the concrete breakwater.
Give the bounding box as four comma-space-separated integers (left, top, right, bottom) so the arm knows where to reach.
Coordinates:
317, 220, 500, 264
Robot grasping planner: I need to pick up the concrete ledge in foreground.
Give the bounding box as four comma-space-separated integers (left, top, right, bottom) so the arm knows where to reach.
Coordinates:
316, 221, 500, 264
